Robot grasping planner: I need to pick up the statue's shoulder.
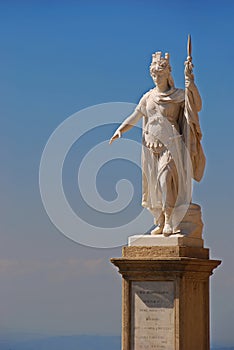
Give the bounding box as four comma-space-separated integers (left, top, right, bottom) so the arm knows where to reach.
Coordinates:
176, 88, 185, 95
171, 88, 185, 102
139, 88, 154, 102
145, 88, 155, 96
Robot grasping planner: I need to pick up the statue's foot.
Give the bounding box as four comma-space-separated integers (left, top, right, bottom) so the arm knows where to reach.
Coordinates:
151, 225, 163, 235
163, 223, 173, 237
173, 228, 181, 234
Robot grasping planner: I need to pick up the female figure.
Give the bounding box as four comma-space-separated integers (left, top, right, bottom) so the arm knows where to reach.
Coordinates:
110, 51, 205, 236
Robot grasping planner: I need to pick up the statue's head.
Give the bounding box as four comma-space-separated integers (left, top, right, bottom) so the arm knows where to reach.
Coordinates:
150, 52, 174, 88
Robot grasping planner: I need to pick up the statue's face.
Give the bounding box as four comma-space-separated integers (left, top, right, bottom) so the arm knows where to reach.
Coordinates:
152, 69, 169, 86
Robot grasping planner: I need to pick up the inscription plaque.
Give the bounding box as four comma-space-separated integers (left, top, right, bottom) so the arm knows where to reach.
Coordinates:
131, 281, 175, 350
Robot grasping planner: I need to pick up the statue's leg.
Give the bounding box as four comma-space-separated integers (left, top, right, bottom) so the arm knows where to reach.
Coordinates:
159, 161, 178, 235
151, 211, 164, 235
163, 207, 174, 236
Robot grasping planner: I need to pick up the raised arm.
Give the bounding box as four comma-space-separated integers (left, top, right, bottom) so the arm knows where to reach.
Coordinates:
184, 59, 202, 112
109, 110, 143, 144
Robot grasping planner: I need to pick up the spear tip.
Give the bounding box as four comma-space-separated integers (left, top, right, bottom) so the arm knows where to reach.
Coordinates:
187, 34, 192, 61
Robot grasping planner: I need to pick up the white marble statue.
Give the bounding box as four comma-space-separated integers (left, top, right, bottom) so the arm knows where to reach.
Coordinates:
110, 37, 205, 237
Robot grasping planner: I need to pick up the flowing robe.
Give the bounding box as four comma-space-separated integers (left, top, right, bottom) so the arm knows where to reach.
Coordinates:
134, 86, 206, 224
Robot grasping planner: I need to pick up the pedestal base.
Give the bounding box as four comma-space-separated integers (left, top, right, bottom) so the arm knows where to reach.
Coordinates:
111, 244, 221, 350
129, 234, 204, 248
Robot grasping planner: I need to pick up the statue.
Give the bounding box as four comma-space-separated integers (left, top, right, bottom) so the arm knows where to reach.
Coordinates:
110, 36, 205, 237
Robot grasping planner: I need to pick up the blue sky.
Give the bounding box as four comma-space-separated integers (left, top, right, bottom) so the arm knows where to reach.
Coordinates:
0, 0, 234, 347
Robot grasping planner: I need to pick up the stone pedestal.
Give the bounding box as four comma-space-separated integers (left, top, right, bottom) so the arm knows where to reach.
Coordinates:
111, 236, 221, 350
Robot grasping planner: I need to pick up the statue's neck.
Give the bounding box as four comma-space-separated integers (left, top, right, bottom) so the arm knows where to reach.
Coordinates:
156, 83, 170, 93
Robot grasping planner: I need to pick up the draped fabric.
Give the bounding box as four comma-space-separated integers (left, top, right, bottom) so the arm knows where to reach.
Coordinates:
135, 86, 205, 223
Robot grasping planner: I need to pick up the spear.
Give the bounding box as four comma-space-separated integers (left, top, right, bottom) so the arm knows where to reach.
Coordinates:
187, 34, 192, 62
186, 34, 194, 77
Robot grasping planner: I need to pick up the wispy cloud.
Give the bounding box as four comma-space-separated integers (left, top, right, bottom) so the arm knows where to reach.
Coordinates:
0, 258, 108, 277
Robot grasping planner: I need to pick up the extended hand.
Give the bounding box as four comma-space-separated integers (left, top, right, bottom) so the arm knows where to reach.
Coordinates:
109, 130, 121, 144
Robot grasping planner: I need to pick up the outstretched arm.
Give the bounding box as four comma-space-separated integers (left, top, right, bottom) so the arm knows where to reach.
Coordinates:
184, 59, 202, 112
109, 110, 143, 144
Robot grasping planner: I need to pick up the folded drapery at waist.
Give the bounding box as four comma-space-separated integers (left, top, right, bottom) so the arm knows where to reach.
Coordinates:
143, 137, 167, 154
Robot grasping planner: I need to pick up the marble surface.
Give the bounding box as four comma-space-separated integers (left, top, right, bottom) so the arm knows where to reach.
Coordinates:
128, 234, 204, 248
110, 43, 205, 236
131, 281, 175, 350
